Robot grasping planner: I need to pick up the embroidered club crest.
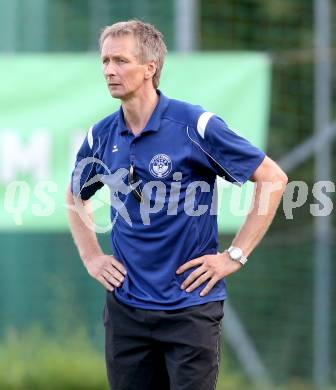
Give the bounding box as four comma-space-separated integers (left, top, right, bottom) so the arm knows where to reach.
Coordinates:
149, 154, 172, 178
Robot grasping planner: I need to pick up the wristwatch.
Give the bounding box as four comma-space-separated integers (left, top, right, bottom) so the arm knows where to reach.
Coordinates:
226, 246, 248, 266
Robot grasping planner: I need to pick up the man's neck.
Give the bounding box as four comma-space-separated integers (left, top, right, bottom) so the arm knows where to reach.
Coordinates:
121, 88, 159, 136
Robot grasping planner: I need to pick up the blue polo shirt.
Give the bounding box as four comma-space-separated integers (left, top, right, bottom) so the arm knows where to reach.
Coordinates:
71, 91, 265, 310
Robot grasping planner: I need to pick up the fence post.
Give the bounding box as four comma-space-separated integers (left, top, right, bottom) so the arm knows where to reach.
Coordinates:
313, 0, 332, 389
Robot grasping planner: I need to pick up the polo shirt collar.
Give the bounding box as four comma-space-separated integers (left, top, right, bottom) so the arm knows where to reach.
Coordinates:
117, 90, 170, 135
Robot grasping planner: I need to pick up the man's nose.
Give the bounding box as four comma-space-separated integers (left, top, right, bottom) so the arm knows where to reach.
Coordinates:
104, 62, 117, 77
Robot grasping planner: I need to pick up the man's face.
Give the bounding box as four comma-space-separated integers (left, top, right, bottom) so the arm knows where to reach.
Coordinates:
101, 34, 150, 100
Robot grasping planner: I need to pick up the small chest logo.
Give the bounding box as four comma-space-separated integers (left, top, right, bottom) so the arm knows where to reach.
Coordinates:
149, 154, 172, 178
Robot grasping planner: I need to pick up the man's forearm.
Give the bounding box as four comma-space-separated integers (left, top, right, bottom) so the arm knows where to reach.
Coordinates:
66, 187, 103, 265
230, 176, 287, 257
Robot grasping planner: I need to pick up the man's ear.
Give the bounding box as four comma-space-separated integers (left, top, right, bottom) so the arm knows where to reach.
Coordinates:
144, 61, 157, 80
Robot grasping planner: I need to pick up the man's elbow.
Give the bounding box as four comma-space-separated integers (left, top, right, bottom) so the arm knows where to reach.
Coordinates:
66, 184, 89, 208
260, 169, 288, 188
66, 184, 84, 207
272, 167, 288, 186
252, 157, 288, 186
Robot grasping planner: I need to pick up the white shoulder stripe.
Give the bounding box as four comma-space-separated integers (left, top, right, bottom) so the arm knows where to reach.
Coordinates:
87, 126, 93, 149
186, 126, 242, 186
197, 112, 214, 139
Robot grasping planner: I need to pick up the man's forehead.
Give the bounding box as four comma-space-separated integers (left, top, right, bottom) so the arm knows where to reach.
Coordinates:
101, 34, 138, 56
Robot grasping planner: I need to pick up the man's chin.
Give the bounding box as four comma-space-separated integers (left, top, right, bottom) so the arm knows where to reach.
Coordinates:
109, 90, 123, 99
109, 89, 133, 101
107, 85, 125, 99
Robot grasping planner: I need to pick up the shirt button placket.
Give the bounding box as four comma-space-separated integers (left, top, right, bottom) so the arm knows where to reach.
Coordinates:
130, 138, 136, 166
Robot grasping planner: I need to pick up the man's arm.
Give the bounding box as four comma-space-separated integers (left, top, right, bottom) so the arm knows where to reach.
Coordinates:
229, 156, 288, 256
66, 185, 126, 291
176, 156, 288, 296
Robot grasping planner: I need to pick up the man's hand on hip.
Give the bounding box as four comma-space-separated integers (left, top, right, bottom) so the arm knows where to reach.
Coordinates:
85, 255, 127, 292
176, 252, 241, 296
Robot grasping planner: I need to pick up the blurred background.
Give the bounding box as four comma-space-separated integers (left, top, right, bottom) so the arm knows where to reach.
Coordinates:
0, 0, 335, 389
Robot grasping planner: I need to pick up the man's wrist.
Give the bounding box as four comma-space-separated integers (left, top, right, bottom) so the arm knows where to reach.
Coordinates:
81, 250, 103, 266
225, 246, 248, 266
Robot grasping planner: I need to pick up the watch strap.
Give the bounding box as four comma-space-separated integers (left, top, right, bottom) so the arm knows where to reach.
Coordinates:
226, 246, 248, 266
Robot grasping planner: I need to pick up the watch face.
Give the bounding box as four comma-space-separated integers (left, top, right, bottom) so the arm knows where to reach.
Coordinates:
230, 247, 243, 260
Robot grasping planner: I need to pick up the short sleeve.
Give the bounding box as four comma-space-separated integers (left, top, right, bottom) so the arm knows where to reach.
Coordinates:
188, 112, 266, 185
70, 126, 104, 200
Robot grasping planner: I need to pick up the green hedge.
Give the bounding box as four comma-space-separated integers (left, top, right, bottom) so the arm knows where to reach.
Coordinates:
0, 327, 107, 390
0, 326, 330, 390
0, 326, 251, 390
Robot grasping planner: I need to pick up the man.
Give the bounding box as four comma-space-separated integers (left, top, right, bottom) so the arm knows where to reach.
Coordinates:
66, 20, 287, 390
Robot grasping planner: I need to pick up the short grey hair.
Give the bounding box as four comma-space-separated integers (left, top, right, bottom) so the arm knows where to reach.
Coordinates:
99, 20, 167, 89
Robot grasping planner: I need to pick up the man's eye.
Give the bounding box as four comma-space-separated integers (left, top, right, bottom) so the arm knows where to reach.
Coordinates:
117, 59, 126, 64
102, 58, 109, 64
